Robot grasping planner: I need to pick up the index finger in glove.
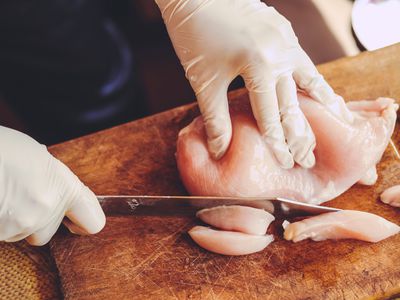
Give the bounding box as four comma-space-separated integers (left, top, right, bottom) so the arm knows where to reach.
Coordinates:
244, 73, 294, 169
65, 185, 106, 235
196, 80, 232, 160
277, 74, 316, 168
54, 159, 106, 235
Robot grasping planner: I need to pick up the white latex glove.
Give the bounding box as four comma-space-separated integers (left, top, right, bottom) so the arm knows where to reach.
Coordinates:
155, 0, 354, 167
0, 126, 105, 246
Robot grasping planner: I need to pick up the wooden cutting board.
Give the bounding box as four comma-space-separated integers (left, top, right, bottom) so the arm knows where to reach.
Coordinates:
50, 44, 400, 300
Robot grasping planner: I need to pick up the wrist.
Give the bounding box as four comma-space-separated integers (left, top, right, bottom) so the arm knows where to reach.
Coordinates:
154, 0, 178, 12
155, 0, 206, 22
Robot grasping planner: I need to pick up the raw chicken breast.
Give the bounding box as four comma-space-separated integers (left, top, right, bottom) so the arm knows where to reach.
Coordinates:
284, 210, 400, 243
188, 226, 274, 256
196, 206, 274, 235
381, 185, 400, 207
178, 93, 398, 254
177, 94, 397, 204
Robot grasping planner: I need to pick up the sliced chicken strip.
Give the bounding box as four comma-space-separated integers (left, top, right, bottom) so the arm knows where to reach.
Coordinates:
196, 205, 275, 235
188, 226, 274, 256
381, 185, 400, 208
284, 210, 400, 243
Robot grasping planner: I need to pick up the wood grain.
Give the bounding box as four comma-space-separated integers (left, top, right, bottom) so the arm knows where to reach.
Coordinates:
50, 43, 400, 300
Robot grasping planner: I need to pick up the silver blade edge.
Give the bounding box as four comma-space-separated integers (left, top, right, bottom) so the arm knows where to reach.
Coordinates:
97, 195, 340, 217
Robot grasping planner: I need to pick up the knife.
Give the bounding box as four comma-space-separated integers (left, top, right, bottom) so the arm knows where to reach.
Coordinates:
96, 195, 340, 218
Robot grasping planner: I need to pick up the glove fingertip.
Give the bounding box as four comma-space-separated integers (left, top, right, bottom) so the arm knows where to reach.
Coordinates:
26, 235, 51, 247
207, 133, 231, 160
299, 151, 316, 169
67, 186, 106, 235
203, 114, 232, 160
272, 146, 294, 169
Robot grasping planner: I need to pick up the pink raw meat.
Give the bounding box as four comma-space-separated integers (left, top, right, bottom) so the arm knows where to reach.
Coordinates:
196, 205, 275, 235
176, 93, 397, 204
284, 210, 400, 243
188, 226, 274, 256
381, 185, 400, 208
177, 93, 398, 255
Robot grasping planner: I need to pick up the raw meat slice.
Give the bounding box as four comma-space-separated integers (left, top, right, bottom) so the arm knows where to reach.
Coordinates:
196, 206, 274, 235
284, 210, 400, 242
188, 226, 274, 256
381, 185, 400, 207
176, 94, 397, 204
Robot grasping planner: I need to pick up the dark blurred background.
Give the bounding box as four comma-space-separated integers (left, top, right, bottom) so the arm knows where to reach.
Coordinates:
0, 0, 358, 145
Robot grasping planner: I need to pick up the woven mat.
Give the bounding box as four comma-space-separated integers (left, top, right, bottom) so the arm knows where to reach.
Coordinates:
0, 241, 61, 300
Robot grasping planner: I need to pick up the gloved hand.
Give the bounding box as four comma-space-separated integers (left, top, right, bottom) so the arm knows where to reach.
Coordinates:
155, 0, 353, 168
0, 126, 105, 246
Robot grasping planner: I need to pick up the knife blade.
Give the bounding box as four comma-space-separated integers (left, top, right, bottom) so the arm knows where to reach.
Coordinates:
96, 195, 340, 217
